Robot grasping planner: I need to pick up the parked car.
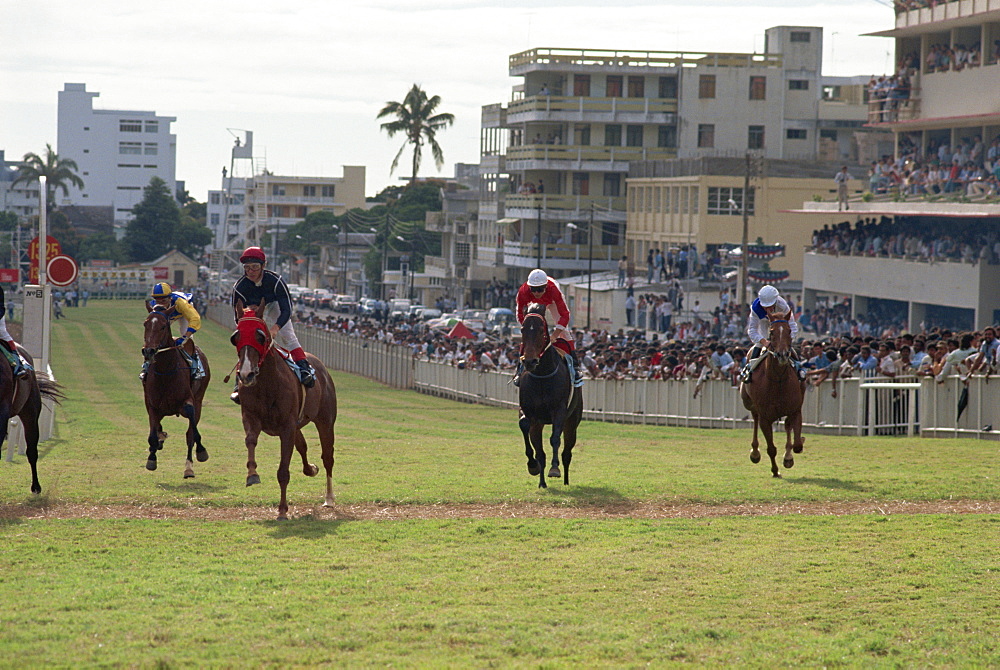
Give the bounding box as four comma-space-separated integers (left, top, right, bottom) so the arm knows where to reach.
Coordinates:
459, 309, 487, 331
311, 289, 335, 309
416, 307, 442, 321
388, 298, 412, 319
333, 294, 358, 312
486, 307, 516, 334
359, 297, 379, 317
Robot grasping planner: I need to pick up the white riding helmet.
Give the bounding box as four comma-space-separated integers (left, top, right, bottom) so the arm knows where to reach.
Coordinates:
527, 269, 548, 287
758, 285, 780, 307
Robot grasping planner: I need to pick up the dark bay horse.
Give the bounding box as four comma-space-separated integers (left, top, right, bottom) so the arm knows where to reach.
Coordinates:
739, 310, 805, 477
141, 305, 211, 477
518, 303, 582, 488
0, 347, 64, 494
231, 303, 337, 520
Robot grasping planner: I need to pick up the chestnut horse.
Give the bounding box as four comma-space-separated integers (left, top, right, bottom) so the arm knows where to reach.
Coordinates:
141, 305, 211, 477
0, 347, 64, 494
739, 311, 805, 477
231, 302, 337, 520
518, 303, 582, 488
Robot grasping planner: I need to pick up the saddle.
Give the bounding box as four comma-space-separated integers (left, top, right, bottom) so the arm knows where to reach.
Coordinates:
272, 346, 313, 386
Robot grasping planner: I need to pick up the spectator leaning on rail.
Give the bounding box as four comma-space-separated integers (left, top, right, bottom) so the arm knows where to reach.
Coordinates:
140, 282, 206, 383
514, 268, 583, 387
739, 284, 805, 383
230, 246, 316, 403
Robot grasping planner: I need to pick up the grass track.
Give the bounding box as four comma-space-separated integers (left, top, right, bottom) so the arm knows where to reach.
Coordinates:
0, 300, 998, 667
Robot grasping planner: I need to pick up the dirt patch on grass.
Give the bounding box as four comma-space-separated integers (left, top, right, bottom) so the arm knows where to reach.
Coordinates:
2, 499, 999, 522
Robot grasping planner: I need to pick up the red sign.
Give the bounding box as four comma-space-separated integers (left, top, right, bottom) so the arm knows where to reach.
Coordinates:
153, 266, 169, 280
0, 269, 18, 283
28, 236, 62, 285
46, 255, 79, 287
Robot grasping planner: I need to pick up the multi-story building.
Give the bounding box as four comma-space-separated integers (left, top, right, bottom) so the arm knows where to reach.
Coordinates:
477, 25, 872, 293
56, 83, 177, 234
0, 150, 40, 222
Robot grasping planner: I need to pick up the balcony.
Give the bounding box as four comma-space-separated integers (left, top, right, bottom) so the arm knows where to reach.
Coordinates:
509, 47, 781, 75
506, 144, 676, 171
480, 152, 505, 173
501, 239, 625, 271
506, 95, 676, 124
504, 194, 626, 222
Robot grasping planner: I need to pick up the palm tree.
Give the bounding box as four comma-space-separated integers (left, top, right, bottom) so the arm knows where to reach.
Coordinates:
377, 84, 455, 183
11, 144, 85, 210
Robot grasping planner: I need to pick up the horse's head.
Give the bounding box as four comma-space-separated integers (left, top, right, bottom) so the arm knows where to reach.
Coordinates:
230, 304, 271, 387
520, 303, 550, 372
767, 310, 793, 367
141, 308, 172, 362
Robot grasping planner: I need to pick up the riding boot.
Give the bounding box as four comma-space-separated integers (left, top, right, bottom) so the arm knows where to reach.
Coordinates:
512, 361, 524, 387
139, 360, 149, 382
296, 359, 316, 388
230, 381, 240, 405
0, 340, 29, 380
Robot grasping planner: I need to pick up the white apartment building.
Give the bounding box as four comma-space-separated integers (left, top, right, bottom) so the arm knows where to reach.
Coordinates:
477, 26, 870, 290
57, 83, 177, 234
0, 150, 40, 222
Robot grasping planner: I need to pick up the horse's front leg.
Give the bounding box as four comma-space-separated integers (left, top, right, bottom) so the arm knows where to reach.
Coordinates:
13, 407, 41, 495
547, 412, 566, 479
294, 429, 319, 477
275, 429, 296, 520
243, 418, 261, 487
146, 414, 164, 471
749, 412, 761, 464
790, 411, 805, 454
782, 414, 795, 470
182, 402, 197, 479
759, 419, 780, 477
519, 411, 539, 476
529, 421, 547, 488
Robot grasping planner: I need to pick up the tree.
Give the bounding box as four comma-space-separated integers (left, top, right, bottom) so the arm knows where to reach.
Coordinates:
11, 144, 84, 210
0, 211, 18, 232
78, 232, 125, 265
175, 214, 213, 260
377, 84, 455, 183
122, 177, 181, 262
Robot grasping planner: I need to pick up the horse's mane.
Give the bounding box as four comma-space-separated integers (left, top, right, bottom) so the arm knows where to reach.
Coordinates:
526, 302, 546, 317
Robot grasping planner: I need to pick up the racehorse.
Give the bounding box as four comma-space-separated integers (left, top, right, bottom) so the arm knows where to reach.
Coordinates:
0, 346, 64, 494
739, 310, 805, 477
518, 303, 583, 488
142, 305, 211, 477
231, 301, 337, 520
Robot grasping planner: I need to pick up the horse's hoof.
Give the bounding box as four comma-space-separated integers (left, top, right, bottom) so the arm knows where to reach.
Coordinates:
196, 448, 209, 462
548, 467, 560, 478
276, 515, 288, 521
792, 445, 803, 454
305, 464, 319, 477
527, 462, 540, 476
783, 458, 794, 469
749, 451, 761, 464
772, 472, 782, 478
146, 459, 157, 471
30, 484, 41, 495
538, 481, 547, 489
184, 472, 195, 479
246, 474, 261, 486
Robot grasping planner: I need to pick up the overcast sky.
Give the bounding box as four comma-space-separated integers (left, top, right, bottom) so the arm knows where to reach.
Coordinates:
1, 0, 895, 201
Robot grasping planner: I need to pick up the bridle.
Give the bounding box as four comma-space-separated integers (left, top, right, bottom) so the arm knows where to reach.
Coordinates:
520, 312, 559, 378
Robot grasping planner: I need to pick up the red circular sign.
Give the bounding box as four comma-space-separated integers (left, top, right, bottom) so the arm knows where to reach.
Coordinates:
47, 255, 79, 287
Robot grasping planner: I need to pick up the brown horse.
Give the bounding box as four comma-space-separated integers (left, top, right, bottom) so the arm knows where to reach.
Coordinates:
231, 302, 337, 520
518, 303, 583, 488
141, 305, 211, 477
0, 347, 64, 494
739, 310, 805, 477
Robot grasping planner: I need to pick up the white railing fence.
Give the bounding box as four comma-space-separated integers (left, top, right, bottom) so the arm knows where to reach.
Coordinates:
206, 305, 1000, 439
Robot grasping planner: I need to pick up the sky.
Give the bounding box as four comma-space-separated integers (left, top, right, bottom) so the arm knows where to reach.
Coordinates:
1, 0, 896, 202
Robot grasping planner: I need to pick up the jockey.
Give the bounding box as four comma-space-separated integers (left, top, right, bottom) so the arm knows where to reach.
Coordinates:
230, 246, 315, 402
740, 284, 805, 382
140, 283, 206, 382
0, 288, 31, 379
514, 268, 583, 386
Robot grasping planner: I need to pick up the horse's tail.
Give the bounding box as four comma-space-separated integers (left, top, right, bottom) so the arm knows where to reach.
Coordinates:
36, 374, 66, 405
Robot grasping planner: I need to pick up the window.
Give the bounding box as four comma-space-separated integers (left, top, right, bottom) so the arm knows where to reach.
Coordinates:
272, 184, 286, 196
210, 213, 220, 226
707, 187, 755, 215
820, 129, 837, 141
657, 125, 677, 148
627, 76, 645, 97
748, 125, 765, 150
697, 124, 715, 148
572, 173, 589, 196
303, 185, 316, 197
119, 120, 142, 132
789, 79, 810, 90
606, 75, 623, 97
790, 31, 811, 43
143, 143, 158, 155
118, 141, 141, 155
626, 125, 643, 147
604, 124, 622, 146
321, 185, 335, 197
232, 193, 245, 205
573, 75, 591, 97
574, 124, 590, 145
603, 174, 621, 197
210, 193, 221, 205
749, 76, 766, 100
699, 75, 716, 99
117, 163, 141, 168
786, 129, 807, 140
145, 120, 159, 133
658, 76, 678, 98
456, 242, 470, 263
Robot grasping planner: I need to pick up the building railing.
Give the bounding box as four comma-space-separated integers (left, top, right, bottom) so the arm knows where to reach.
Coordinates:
507, 95, 677, 118
509, 48, 782, 71
205, 305, 1000, 440
506, 145, 676, 165
504, 193, 626, 215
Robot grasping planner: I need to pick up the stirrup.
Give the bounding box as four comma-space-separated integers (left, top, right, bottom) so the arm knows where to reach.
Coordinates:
230, 390, 240, 405
296, 361, 316, 389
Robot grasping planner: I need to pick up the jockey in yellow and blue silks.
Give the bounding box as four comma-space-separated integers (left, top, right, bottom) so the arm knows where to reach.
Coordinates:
139, 283, 206, 382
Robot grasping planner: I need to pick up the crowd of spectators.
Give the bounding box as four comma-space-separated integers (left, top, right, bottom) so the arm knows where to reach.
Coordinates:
863, 134, 1000, 197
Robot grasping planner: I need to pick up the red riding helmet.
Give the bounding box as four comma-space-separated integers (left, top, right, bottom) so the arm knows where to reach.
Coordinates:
240, 246, 266, 264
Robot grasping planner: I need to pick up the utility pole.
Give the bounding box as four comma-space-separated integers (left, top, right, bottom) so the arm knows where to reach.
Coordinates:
535, 204, 543, 268
738, 151, 759, 315
586, 204, 594, 330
